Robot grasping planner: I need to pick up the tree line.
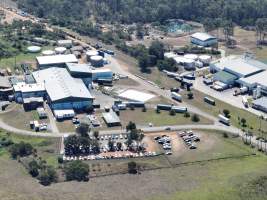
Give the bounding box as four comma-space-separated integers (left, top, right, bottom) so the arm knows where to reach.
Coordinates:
17, 0, 267, 27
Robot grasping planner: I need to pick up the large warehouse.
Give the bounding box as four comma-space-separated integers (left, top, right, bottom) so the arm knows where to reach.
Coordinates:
211, 57, 264, 78
33, 67, 93, 111
190, 32, 217, 47
36, 54, 78, 68
238, 70, 267, 95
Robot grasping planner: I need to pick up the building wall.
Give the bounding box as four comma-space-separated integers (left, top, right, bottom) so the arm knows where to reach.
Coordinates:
15, 91, 46, 102
191, 38, 217, 47
51, 100, 93, 110
92, 71, 113, 81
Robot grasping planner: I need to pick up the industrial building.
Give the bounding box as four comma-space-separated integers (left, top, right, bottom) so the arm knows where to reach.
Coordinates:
211, 57, 264, 78
252, 97, 267, 113
36, 54, 78, 68
238, 71, 267, 95
33, 67, 93, 111
13, 82, 46, 103
210, 56, 267, 94
190, 32, 217, 47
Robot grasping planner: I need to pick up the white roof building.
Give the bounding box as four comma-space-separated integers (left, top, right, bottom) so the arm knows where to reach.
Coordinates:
13, 82, 45, 93
191, 32, 216, 41
212, 57, 264, 78
33, 67, 93, 102
36, 54, 78, 68
238, 71, 267, 91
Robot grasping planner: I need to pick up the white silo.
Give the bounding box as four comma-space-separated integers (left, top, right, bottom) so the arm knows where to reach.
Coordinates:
90, 55, 104, 67
86, 50, 99, 62
42, 50, 55, 56
27, 46, 41, 53
55, 47, 67, 54
184, 54, 198, 61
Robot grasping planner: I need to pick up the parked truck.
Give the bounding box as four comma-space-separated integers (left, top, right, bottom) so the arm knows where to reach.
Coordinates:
242, 96, 249, 108
204, 97, 216, 106
218, 114, 230, 126
171, 92, 182, 102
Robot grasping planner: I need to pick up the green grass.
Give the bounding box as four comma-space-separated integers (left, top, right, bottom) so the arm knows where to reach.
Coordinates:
119, 108, 212, 127
182, 90, 267, 136
149, 155, 267, 200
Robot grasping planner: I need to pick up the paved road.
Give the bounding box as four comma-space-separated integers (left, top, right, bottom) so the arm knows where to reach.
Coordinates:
44, 103, 60, 133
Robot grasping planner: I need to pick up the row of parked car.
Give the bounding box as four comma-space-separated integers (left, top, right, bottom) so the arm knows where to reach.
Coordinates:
154, 135, 172, 155
178, 130, 200, 149
100, 134, 127, 141
63, 151, 157, 161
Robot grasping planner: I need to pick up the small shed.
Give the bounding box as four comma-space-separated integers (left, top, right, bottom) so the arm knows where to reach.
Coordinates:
102, 111, 121, 127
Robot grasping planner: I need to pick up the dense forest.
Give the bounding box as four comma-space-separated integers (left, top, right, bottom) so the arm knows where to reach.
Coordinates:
17, 0, 267, 26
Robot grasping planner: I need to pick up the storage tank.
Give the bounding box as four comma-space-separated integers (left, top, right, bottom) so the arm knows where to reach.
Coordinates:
90, 55, 104, 67
86, 50, 99, 62
55, 47, 67, 54
27, 46, 41, 53
42, 50, 55, 56
199, 55, 212, 64
184, 54, 198, 61
183, 58, 195, 70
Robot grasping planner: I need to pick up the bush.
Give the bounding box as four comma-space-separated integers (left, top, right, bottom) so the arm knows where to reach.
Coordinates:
58, 156, 64, 164
169, 109, 176, 116
128, 161, 137, 174
9, 142, 33, 159
184, 112, 190, 118
223, 132, 229, 138
65, 161, 89, 182
191, 114, 200, 122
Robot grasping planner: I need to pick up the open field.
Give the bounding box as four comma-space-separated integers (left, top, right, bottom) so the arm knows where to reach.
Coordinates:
1, 128, 267, 200
119, 108, 212, 127
182, 90, 267, 136
0, 104, 49, 131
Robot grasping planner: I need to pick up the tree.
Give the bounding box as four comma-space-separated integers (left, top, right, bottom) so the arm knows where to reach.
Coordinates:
28, 160, 40, 177
138, 54, 149, 72
187, 92, 194, 99
126, 121, 137, 132
117, 142, 122, 151
191, 114, 200, 122
241, 118, 247, 127
256, 18, 267, 45
184, 112, 190, 118
93, 131, 99, 139
142, 107, 147, 112
149, 41, 164, 60
58, 156, 64, 164
76, 123, 90, 137
128, 161, 137, 174
9, 142, 33, 159
108, 139, 115, 152
65, 161, 89, 182
39, 170, 51, 186
169, 109, 176, 116
223, 109, 230, 118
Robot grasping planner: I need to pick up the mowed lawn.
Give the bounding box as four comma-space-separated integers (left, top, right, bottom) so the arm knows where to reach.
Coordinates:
182, 90, 267, 136
119, 108, 212, 127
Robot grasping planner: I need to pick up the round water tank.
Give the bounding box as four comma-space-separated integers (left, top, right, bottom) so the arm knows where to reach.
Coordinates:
199, 55, 212, 64
90, 55, 104, 67
42, 50, 55, 56
86, 50, 99, 62
184, 54, 198, 61
55, 47, 67, 54
27, 46, 41, 53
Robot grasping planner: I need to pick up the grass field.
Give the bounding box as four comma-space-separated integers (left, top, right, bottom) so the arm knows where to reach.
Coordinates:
182, 90, 267, 137
119, 108, 212, 127
0, 104, 49, 131
0, 129, 267, 200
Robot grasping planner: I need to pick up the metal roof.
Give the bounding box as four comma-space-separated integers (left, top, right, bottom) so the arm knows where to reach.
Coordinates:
191, 32, 216, 41
253, 97, 267, 107
215, 57, 263, 77
102, 111, 121, 124
66, 63, 92, 74
13, 82, 45, 93
238, 70, 267, 87
214, 71, 238, 82
33, 67, 93, 102
36, 54, 78, 66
